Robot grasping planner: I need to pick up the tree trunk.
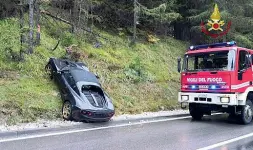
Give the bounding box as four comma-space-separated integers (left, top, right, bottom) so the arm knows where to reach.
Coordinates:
35, 0, 40, 45
29, 0, 34, 54
19, 0, 25, 60
84, 0, 88, 29
133, 0, 137, 44
71, 0, 79, 33
78, 1, 82, 28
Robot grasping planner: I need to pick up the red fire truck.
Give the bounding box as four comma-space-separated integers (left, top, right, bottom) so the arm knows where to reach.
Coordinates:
178, 41, 253, 124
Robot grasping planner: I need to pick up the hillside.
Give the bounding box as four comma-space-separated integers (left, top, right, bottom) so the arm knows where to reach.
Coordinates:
0, 18, 187, 125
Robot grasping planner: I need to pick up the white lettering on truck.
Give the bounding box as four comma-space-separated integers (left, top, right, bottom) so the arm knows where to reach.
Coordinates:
207, 78, 222, 82
187, 78, 223, 83
187, 78, 198, 82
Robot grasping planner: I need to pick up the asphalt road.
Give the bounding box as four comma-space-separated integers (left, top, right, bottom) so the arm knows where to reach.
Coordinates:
1, 114, 253, 150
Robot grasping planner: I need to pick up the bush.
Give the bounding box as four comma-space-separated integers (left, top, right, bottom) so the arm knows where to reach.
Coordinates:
124, 56, 155, 83
60, 32, 78, 47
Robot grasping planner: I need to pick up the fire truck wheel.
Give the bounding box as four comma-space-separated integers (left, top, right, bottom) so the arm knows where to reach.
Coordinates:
189, 104, 204, 120
240, 100, 253, 125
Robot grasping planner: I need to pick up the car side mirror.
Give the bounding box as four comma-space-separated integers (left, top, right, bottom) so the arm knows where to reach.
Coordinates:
95, 73, 100, 79
59, 68, 68, 74
177, 57, 182, 73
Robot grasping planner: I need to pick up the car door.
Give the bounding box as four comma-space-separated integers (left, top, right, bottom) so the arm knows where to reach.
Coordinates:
61, 72, 80, 100
65, 73, 80, 94
57, 71, 69, 99
49, 59, 65, 88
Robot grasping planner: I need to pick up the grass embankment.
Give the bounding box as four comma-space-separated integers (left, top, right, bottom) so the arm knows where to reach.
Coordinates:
0, 18, 187, 125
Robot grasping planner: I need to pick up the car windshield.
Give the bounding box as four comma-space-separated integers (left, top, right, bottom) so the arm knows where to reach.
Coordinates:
183, 50, 236, 72
71, 69, 99, 84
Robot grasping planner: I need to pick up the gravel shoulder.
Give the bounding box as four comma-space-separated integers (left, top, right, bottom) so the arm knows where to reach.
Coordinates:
0, 109, 189, 132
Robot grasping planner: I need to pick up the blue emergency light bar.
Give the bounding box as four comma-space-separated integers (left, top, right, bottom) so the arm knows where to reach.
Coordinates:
188, 41, 236, 51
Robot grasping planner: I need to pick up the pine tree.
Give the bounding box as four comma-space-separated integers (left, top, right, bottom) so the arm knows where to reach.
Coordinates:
176, 0, 253, 48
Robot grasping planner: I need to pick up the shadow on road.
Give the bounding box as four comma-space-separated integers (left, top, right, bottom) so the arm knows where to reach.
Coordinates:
189, 114, 251, 126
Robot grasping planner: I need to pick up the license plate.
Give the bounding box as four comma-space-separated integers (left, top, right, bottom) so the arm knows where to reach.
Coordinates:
198, 94, 207, 98
199, 85, 209, 89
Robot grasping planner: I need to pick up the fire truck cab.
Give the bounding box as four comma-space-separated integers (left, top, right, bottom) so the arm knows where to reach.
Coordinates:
178, 41, 253, 124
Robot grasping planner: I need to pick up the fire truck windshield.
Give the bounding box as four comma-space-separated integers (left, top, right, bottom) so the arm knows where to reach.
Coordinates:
183, 50, 236, 72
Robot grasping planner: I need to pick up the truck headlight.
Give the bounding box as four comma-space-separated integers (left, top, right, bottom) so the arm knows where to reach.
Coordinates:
181, 95, 189, 101
220, 97, 230, 103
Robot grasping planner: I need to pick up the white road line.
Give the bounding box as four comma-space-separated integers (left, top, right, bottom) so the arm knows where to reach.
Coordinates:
197, 132, 253, 150
0, 116, 192, 143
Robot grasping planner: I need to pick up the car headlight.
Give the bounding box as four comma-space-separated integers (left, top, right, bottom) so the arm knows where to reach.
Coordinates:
181, 95, 189, 101
220, 97, 230, 103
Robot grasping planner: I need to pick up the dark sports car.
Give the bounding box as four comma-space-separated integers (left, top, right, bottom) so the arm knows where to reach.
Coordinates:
45, 58, 115, 122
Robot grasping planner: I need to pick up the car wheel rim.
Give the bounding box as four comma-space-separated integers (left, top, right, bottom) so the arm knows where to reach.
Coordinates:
244, 105, 252, 121
63, 102, 71, 119
45, 65, 52, 76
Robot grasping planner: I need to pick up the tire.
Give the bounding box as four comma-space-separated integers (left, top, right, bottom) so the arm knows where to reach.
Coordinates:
239, 100, 253, 125
45, 63, 53, 80
62, 101, 73, 121
189, 104, 204, 120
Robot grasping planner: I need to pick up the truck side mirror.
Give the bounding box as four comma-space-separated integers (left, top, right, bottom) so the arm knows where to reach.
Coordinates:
251, 55, 253, 64
177, 57, 182, 73
238, 68, 247, 80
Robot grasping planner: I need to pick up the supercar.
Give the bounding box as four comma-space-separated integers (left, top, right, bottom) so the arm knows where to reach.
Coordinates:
45, 58, 115, 122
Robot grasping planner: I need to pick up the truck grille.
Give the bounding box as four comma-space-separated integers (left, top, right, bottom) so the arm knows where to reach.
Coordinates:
194, 97, 212, 102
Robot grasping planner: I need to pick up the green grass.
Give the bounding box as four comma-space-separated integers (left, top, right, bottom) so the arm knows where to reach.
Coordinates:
0, 18, 188, 125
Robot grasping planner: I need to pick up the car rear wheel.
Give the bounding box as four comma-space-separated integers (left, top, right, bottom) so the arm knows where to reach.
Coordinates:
45, 63, 53, 79
239, 100, 253, 124
62, 101, 73, 121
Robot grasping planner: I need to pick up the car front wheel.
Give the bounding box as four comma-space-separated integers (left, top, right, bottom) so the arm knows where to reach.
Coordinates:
45, 63, 53, 79
62, 101, 73, 121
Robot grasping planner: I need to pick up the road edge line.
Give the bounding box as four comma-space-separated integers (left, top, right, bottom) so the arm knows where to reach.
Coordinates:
0, 115, 192, 143
197, 132, 253, 150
